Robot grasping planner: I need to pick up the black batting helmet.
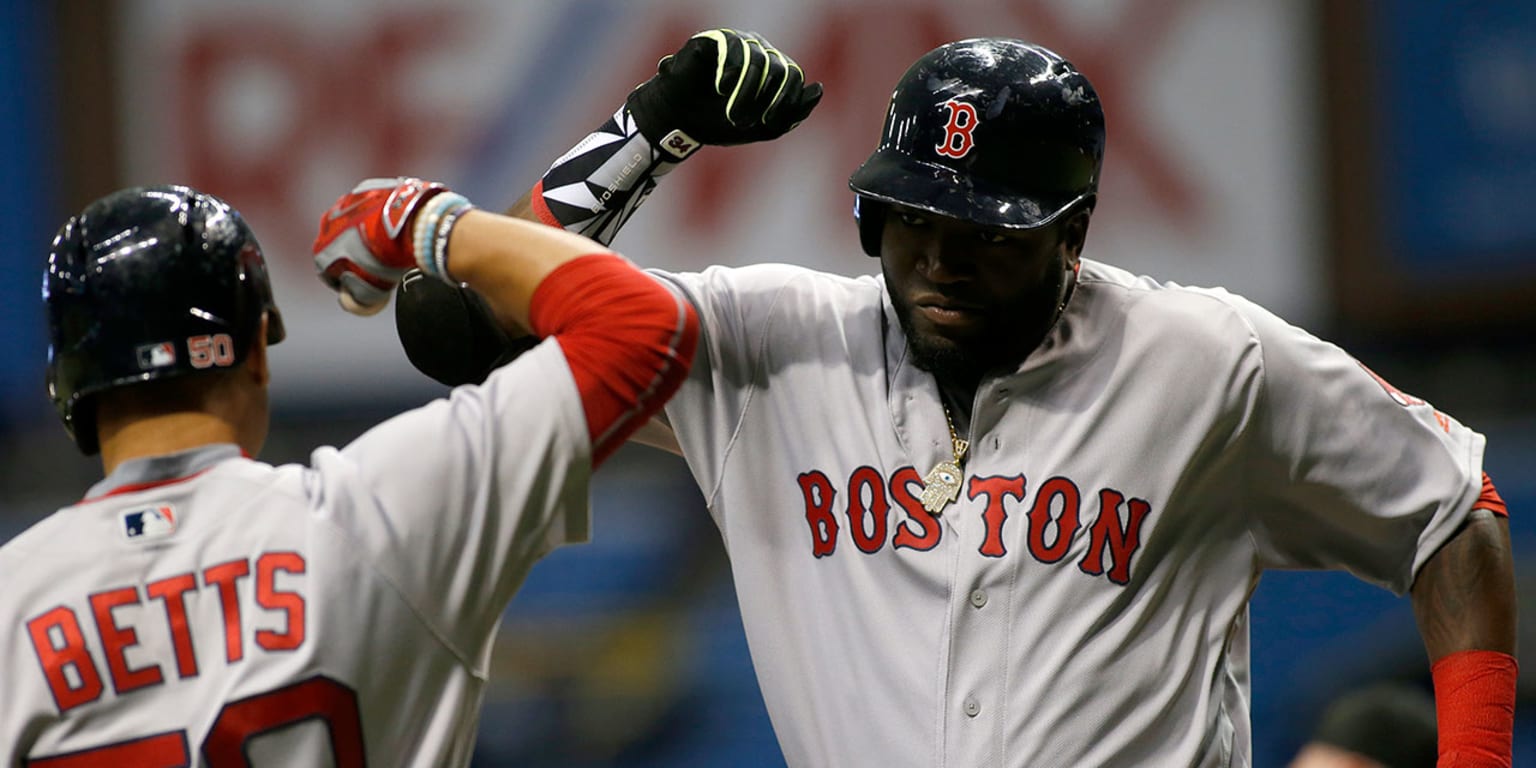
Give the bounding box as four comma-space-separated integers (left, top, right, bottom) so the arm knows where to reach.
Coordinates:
849, 38, 1106, 256
44, 185, 286, 454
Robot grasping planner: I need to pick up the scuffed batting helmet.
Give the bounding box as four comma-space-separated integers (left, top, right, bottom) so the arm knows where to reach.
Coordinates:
848, 38, 1106, 256
44, 185, 286, 454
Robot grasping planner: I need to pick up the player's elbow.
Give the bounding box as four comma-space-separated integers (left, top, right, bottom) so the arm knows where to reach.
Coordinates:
605, 281, 698, 401
532, 255, 698, 421
560, 280, 696, 465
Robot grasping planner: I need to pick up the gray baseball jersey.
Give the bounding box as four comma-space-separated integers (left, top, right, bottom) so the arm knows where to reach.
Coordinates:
651, 258, 1485, 767
1, 339, 589, 766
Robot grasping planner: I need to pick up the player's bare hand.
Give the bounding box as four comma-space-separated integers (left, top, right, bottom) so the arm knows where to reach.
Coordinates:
312, 177, 472, 315
627, 28, 823, 153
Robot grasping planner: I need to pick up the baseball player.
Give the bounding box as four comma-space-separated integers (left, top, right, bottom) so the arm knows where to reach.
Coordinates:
396, 32, 1519, 767
0, 179, 697, 764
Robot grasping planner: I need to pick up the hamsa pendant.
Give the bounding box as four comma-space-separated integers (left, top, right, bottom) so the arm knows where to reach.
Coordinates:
920, 460, 964, 515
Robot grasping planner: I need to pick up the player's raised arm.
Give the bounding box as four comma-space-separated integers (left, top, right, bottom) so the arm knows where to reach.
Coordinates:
313, 177, 698, 465
395, 28, 821, 388
509, 27, 821, 232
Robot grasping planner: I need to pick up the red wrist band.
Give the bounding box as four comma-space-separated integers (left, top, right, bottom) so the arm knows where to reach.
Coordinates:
1432, 649, 1518, 767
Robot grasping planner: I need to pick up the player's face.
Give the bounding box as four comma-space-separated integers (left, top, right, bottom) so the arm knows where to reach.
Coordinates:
880, 204, 1085, 384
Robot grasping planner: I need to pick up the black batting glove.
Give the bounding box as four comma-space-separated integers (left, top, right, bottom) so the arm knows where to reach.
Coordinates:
626, 28, 823, 156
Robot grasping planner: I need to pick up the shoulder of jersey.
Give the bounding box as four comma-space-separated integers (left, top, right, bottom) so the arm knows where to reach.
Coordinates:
691, 261, 877, 287
1075, 258, 1264, 347
0, 509, 97, 607
677, 262, 884, 308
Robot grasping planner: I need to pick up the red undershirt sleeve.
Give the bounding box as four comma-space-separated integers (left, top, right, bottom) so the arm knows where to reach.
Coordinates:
1474, 472, 1507, 517
525, 253, 698, 467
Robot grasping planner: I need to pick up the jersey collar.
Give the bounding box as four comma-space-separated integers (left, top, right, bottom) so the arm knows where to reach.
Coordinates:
83, 444, 245, 502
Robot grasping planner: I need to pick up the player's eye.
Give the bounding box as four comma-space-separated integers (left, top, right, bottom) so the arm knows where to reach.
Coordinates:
977, 231, 1009, 244
896, 211, 929, 228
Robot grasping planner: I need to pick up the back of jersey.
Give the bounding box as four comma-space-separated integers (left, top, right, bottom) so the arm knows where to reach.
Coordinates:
1, 448, 495, 766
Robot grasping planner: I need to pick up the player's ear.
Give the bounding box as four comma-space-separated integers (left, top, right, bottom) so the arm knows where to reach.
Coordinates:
245, 313, 272, 388
1058, 206, 1092, 267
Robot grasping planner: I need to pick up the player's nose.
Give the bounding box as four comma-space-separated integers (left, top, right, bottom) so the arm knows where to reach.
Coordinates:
919, 234, 979, 283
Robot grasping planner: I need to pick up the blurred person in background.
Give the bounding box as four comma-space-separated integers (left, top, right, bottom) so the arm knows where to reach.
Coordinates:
0, 179, 696, 763
1288, 682, 1438, 768
398, 28, 1518, 768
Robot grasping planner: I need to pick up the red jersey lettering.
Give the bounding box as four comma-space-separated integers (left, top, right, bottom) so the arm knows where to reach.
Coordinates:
145, 573, 200, 679
846, 467, 888, 554
202, 559, 251, 663
799, 471, 840, 557
969, 475, 1025, 558
1078, 488, 1152, 585
890, 467, 941, 551
26, 606, 105, 713
256, 552, 307, 652
1026, 477, 1082, 564
89, 586, 163, 694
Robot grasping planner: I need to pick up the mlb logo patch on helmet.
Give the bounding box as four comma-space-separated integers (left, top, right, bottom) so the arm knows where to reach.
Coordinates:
122, 504, 177, 540
136, 342, 176, 369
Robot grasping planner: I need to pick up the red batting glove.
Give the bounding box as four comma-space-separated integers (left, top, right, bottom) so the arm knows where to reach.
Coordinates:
313, 177, 446, 315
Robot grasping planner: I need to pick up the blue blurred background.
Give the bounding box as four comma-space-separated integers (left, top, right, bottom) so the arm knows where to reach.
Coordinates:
2, 1, 1533, 765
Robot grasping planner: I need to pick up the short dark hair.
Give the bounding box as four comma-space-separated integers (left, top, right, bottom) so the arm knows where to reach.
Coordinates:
1310, 682, 1437, 768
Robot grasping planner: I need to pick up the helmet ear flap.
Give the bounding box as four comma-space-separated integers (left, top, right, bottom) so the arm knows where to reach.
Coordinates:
854, 196, 886, 257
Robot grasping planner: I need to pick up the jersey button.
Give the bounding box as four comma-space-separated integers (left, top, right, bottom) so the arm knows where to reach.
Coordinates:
964, 697, 981, 717
969, 589, 988, 608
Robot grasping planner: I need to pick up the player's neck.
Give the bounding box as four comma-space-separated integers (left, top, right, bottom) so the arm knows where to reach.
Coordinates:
935, 376, 978, 437
97, 412, 243, 475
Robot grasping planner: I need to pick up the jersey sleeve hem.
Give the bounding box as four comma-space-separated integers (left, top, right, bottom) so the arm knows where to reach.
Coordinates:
1406, 434, 1489, 592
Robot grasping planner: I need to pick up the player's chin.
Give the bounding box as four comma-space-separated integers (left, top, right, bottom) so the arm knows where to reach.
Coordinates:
906, 327, 984, 374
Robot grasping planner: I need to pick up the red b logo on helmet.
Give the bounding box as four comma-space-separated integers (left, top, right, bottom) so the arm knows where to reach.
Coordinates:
935, 99, 980, 159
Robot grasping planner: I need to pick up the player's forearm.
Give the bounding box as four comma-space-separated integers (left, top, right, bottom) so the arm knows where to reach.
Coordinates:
443, 209, 615, 333
450, 208, 698, 464
511, 30, 819, 243
387, 30, 817, 390
517, 104, 687, 245
1410, 509, 1517, 659
1411, 507, 1518, 766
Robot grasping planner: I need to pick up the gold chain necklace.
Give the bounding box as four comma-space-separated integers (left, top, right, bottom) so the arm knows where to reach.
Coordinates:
919, 402, 970, 515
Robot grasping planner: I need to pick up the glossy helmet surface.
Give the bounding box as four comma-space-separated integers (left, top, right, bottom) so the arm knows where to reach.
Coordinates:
849, 38, 1106, 255
44, 185, 285, 454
